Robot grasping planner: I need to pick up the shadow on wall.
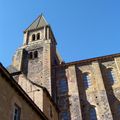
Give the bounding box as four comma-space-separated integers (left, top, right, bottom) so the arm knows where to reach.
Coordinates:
101, 65, 120, 120
55, 68, 71, 120
76, 68, 97, 120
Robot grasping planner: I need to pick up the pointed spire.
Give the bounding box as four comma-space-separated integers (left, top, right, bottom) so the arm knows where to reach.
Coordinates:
24, 14, 48, 32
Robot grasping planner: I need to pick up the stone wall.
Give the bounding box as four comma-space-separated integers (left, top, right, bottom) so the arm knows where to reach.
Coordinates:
18, 73, 59, 120
101, 58, 120, 120
54, 58, 120, 120
18, 74, 43, 110
26, 44, 44, 85
43, 91, 59, 120
12, 48, 23, 71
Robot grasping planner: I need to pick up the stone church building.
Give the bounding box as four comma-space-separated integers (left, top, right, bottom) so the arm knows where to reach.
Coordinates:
1, 14, 120, 120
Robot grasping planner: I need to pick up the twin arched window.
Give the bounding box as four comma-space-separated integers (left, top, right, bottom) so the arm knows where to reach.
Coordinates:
32, 33, 41, 41
82, 73, 92, 89
29, 51, 38, 59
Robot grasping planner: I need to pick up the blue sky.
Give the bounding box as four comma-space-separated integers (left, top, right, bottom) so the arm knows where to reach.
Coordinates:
0, 0, 120, 67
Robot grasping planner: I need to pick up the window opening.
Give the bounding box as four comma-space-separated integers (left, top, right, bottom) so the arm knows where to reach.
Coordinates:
37, 33, 40, 40
29, 52, 33, 59
32, 34, 35, 41
83, 73, 92, 89
34, 51, 38, 58
107, 68, 117, 84
58, 79, 68, 94
50, 105, 53, 118
90, 107, 97, 120
13, 104, 21, 120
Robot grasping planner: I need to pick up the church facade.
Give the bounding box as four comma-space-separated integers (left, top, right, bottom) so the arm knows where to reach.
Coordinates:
7, 15, 120, 120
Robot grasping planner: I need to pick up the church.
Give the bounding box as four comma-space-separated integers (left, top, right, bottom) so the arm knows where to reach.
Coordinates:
0, 14, 120, 120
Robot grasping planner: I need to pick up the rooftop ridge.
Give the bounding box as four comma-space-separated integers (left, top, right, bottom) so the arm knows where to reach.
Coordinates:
66, 52, 120, 65
24, 14, 48, 32
54, 52, 120, 67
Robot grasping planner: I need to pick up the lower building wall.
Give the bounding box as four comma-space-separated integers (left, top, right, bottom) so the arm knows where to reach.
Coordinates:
43, 92, 59, 120
18, 74, 44, 111
0, 76, 44, 120
18, 74, 59, 120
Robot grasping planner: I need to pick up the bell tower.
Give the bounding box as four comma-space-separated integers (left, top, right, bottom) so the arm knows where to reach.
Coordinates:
12, 14, 58, 95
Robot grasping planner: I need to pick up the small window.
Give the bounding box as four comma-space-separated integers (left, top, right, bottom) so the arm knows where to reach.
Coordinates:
37, 33, 40, 40
49, 105, 53, 118
90, 107, 97, 120
34, 51, 38, 58
83, 73, 92, 89
32, 34, 35, 41
13, 104, 21, 120
29, 52, 33, 59
106, 68, 117, 84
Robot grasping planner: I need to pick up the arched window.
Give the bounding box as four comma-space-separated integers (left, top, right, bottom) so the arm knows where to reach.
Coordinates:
82, 73, 92, 89
29, 52, 33, 59
34, 51, 38, 58
32, 34, 35, 41
106, 68, 117, 84
37, 33, 40, 40
13, 104, 21, 120
117, 104, 120, 114
61, 111, 70, 120
90, 107, 97, 120
58, 79, 68, 94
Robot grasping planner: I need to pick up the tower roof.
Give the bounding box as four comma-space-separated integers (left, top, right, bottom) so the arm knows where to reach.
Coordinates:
24, 14, 48, 32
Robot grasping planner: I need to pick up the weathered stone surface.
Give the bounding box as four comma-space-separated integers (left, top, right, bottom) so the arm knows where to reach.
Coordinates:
10, 15, 120, 120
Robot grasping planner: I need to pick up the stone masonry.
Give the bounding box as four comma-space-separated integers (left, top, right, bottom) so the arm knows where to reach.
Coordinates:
8, 14, 120, 120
